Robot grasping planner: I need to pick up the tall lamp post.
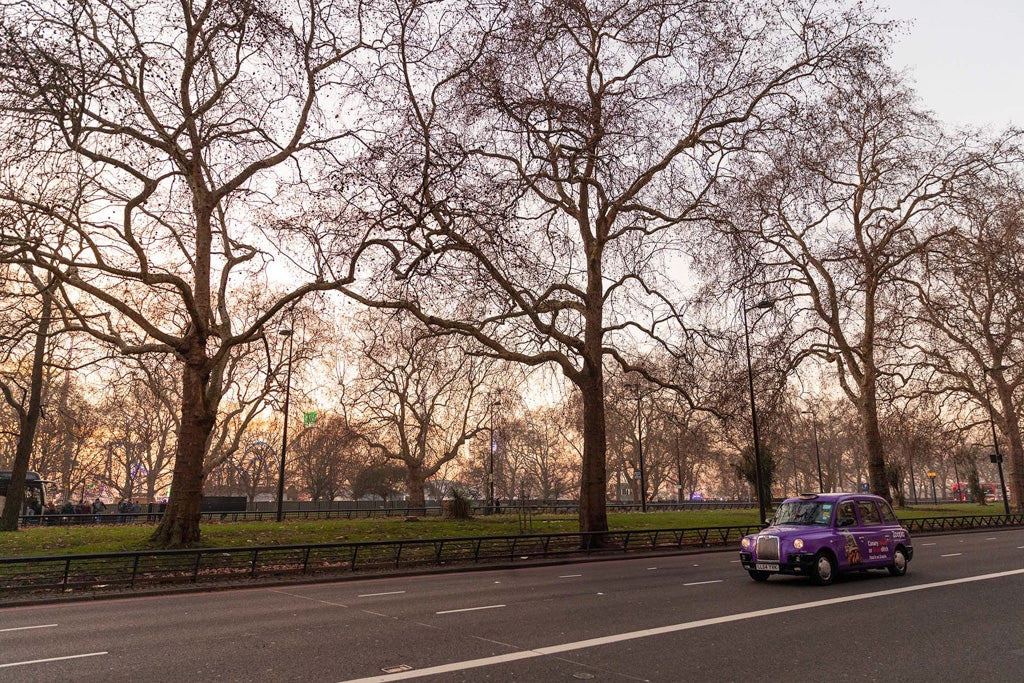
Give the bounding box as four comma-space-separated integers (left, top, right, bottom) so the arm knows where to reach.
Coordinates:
983, 364, 1012, 515
276, 328, 295, 523
802, 410, 825, 492
743, 296, 775, 526
625, 382, 647, 513
488, 396, 501, 514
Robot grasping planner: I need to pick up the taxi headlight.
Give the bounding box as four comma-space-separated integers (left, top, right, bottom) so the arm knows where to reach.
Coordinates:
793, 538, 804, 550
741, 537, 751, 549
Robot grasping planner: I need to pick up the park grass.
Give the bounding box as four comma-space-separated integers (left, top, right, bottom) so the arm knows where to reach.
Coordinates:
0, 502, 1008, 559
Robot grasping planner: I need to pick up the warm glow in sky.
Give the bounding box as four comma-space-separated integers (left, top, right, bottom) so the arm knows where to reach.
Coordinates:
886, 0, 1023, 128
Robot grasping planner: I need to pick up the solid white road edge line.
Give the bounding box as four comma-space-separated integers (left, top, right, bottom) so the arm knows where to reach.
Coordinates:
0, 652, 107, 669
558, 575, 582, 578
941, 553, 963, 557
0, 624, 58, 633
435, 604, 505, 615
339, 568, 1024, 683
683, 580, 723, 587
358, 591, 406, 598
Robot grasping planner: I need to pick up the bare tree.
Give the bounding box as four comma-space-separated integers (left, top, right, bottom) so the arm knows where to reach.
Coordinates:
910, 170, 1024, 511
726, 65, 991, 502
350, 310, 496, 509
1, 0, 367, 544
331, 0, 884, 534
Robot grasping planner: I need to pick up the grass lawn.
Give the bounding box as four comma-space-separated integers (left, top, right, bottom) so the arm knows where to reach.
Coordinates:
0, 502, 1009, 559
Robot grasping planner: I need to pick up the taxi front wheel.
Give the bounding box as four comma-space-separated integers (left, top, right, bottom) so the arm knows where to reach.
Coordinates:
888, 547, 908, 576
748, 569, 770, 582
811, 551, 836, 585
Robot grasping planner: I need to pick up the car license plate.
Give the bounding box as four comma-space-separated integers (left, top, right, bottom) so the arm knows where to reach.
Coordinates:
755, 562, 779, 571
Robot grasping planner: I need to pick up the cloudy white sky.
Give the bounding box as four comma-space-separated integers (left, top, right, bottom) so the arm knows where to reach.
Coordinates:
885, 0, 1023, 129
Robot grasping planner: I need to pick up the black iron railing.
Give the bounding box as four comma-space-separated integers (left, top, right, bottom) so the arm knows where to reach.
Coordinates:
0, 524, 763, 595
4, 513, 1020, 597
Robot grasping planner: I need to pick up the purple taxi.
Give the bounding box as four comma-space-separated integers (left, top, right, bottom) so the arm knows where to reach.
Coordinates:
739, 493, 913, 585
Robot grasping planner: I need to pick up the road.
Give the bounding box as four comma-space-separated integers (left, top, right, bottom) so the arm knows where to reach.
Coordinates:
1, 528, 1022, 682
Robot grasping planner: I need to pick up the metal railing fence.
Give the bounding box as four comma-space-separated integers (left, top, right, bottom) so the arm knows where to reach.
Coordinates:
3, 513, 1023, 597
0, 524, 763, 596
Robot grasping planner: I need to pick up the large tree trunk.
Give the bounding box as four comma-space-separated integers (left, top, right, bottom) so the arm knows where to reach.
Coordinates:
151, 334, 216, 547
0, 289, 52, 532
406, 463, 426, 513
578, 370, 609, 537
859, 382, 890, 503
994, 382, 1024, 513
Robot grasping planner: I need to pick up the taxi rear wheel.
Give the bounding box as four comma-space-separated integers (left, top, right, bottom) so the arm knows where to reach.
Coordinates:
748, 569, 770, 582
811, 551, 836, 586
888, 547, 908, 576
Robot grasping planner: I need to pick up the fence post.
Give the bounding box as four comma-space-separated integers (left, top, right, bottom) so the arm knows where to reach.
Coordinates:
193, 551, 203, 582
250, 549, 259, 577
302, 547, 312, 573
130, 554, 141, 587
62, 558, 72, 590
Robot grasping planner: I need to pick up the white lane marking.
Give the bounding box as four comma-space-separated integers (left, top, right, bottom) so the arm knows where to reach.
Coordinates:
0, 624, 57, 633
1018, 546, 1024, 549
559, 574, 582, 579
339, 568, 1024, 683
436, 604, 505, 615
986, 537, 997, 540
683, 580, 723, 587
358, 591, 406, 598
646, 567, 658, 570
941, 553, 963, 557
922, 543, 936, 546
729, 560, 741, 563
0, 652, 107, 669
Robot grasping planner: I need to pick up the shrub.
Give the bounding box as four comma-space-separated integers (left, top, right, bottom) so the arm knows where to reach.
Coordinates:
445, 488, 472, 520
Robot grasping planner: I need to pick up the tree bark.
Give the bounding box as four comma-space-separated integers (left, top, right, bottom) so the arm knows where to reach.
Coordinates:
0, 289, 52, 532
150, 333, 216, 546
406, 464, 426, 513
994, 381, 1024, 513
578, 370, 609, 538
859, 381, 890, 502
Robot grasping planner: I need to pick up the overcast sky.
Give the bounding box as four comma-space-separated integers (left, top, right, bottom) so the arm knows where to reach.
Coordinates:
885, 0, 1023, 129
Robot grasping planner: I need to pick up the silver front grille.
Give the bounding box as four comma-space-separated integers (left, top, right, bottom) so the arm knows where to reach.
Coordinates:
756, 535, 780, 561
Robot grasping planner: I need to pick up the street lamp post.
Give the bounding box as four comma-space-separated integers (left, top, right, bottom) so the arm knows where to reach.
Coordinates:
802, 410, 825, 492
276, 328, 295, 523
488, 397, 501, 514
983, 364, 1012, 515
927, 471, 938, 505
742, 296, 775, 526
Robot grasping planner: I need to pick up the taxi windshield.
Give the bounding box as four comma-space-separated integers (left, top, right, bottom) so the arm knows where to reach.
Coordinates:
773, 500, 833, 526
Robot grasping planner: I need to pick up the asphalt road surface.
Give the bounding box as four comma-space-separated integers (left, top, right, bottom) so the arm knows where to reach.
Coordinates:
1, 528, 1022, 682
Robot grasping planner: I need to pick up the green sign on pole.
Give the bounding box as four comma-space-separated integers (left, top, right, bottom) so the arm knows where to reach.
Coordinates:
303, 411, 318, 427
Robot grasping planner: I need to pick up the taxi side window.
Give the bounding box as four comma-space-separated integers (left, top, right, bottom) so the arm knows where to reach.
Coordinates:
879, 502, 898, 524
857, 500, 883, 526
837, 501, 857, 527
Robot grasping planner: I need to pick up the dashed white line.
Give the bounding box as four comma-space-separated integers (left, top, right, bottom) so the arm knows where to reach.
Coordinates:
0, 652, 107, 669
358, 591, 406, 598
646, 567, 658, 570
986, 537, 997, 540
941, 553, 963, 558
729, 560, 741, 563
0, 624, 57, 633
436, 604, 506, 615
683, 580, 723, 587
559, 574, 582, 579
922, 543, 936, 546
339, 569, 1024, 683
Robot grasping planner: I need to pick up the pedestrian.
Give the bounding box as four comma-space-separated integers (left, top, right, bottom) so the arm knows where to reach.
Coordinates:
93, 497, 105, 523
